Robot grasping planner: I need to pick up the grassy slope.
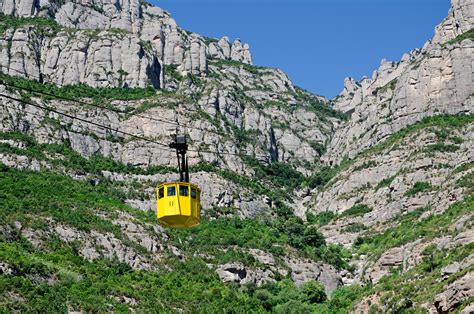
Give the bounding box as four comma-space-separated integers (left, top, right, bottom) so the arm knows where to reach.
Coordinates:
0, 167, 360, 313
1, 166, 471, 312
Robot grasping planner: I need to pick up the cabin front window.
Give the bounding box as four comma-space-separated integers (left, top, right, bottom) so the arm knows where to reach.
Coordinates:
180, 185, 189, 196
167, 186, 176, 197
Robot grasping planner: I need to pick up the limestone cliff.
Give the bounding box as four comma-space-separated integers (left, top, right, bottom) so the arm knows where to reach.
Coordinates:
0, 0, 252, 87
325, 0, 473, 165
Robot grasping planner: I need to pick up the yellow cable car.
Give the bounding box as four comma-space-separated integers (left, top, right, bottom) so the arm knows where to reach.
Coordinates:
156, 182, 201, 228
156, 135, 201, 228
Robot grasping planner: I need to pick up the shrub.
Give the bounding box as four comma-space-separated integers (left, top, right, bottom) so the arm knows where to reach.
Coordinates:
405, 181, 433, 197
343, 223, 367, 233
0, 13, 61, 35
375, 176, 395, 191
274, 300, 312, 314
306, 211, 336, 226
354, 160, 377, 171
301, 280, 327, 304
0, 72, 156, 102
302, 227, 326, 248
306, 167, 338, 189
340, 204, 372, 218
446, 28, 474, 45
425, 143, 459, 153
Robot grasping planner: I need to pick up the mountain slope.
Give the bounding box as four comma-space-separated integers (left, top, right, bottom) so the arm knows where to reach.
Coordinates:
324, 0, 473, 165
0, 0, 473, 312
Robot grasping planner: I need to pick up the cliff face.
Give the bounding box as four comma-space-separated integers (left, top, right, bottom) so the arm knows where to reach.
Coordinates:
0, 0, 473, 312
325, 0, 473, 165
0, 0, 251, 88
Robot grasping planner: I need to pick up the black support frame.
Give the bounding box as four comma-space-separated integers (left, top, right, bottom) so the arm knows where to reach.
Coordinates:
169, 135, 189, 183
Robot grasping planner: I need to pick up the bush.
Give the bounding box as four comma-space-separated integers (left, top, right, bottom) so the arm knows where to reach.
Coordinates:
306, 167, 338, 189
405, 181, 433, 197
0, 13, 61, 35
307, 211, 336, 226
244, 157, 304, 192
343, 223, 367, 233
447, 28, 474, 45
0, 72, 156, 102
340, 204, 372, 218
274, 300, 313, 314
425, 143, 459, 153
375, 176, 395, 191
301, 280, 327, 304
302, 227, 326, 248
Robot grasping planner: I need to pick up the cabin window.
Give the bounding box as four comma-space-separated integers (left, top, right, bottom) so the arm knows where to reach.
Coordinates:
191, 188, 197, 199
167, 186, 176, 197
158, 187, 164, 199
180, 185, 189, 196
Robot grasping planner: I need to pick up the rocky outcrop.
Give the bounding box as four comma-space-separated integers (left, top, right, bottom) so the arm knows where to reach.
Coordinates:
0, 0, 252, 87
0, 27, 161, 88
325, 0, 473, 165
214, 251, 343, 293
284, 256, 342, 293
14, 215, 167, 270
308, 123, 473, 247
216, 262, 276, 287
432, 272, 474, 313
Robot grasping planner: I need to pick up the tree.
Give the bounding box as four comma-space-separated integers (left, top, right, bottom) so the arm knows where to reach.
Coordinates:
301, 280, 327, 304
274, 300, 313, 314
303, 227, 326, 248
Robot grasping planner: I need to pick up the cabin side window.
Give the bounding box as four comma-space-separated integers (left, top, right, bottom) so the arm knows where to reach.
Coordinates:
167, 186, 176, 197
179, 185, 189, 197
158, 187, 164, 199
191, 188, 197, 199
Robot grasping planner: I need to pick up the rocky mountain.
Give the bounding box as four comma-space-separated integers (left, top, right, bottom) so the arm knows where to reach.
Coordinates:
0, 0, 473, 312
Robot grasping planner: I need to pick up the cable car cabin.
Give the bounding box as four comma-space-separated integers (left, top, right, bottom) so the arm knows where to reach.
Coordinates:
156, 182, 201, 228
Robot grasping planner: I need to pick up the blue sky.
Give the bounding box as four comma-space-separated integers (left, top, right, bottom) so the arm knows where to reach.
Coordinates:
152, 0, 450, 98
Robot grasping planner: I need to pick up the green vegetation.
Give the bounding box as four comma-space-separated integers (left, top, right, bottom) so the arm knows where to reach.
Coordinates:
306, 166, 340, 189
167, 201, 349, 268
457, 172, 474, 190
0, 166, 359, 312
446, 28, 474, 45
309, 141, 326, 156
294, 87, 349, 121
425, 143, 460, 153
343, 223, 367, 233
0, 167, 130, 232
353, 160, 377, 171
0, 131, 175, 176
164, 64, 183, 81
371, 243, 474, 312
454, 162, 474, 173
375, 175, 396, 191
192, 161, 292, 218
340, 204, 373, 218
363, 114, 472, 158
306, 211, 336, 226
355, 195, 473, 258
0, 13, 61, 35
208, 58, 272, 76
244, 157, 304, 192
405, 181, 433, 197
374, 78, 398, 94
0, 72, 156, 102
311, 114, 473, 192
